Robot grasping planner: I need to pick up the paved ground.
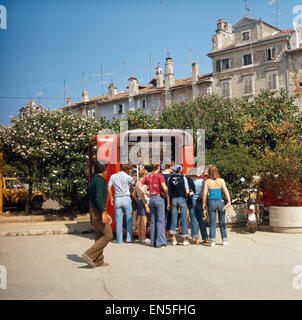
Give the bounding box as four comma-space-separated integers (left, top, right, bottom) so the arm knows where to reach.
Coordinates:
0, 228, 302, 300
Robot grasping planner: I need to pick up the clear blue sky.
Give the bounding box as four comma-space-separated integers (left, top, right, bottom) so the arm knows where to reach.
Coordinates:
0, 0, 299, 125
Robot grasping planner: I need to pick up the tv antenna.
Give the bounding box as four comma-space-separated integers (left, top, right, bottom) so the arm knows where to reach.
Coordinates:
243, 0, 250, 17
81, 70, 87, 91
122, 60, 128, 90
24, 76, 32, 101
268, 0, 280, 28
37, 89, 42, 106
93, 65, 115, 96
162, 48, 174, 58
60, 80, 70, 106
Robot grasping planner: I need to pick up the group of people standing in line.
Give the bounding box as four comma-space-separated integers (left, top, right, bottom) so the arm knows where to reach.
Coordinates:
81, 160, 231, 268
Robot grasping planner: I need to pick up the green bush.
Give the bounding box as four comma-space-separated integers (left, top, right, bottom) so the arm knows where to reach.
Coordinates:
206, 144, 258, 201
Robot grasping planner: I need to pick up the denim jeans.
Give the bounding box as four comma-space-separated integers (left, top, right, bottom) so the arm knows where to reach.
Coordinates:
207, 199, 228, 242
115, 196, 133, 243
170, 197, 188, 237
189, 198, 208, 240
137, 199, 146, 216
149, 195, 167, 247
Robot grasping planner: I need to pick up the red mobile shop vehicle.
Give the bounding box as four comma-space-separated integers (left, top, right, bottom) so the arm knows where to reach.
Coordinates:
88, 129, 195, 234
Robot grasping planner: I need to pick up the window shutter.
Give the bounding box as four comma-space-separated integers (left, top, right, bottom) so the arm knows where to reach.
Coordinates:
122, 104, 125, 114
272, 47, 277, 59
216, 60, 221, 72
113, 104, 117, 115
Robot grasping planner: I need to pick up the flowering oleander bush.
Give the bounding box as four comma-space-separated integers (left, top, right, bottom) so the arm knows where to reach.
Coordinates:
258, 140, 302, 206
0, 110, 109, 212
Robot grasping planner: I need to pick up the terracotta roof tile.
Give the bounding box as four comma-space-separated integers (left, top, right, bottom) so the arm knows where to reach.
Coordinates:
61, 73, 212, 110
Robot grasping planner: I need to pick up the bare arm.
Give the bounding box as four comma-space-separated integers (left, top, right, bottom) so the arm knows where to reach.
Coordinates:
107, 185, 114, 206
202, 181, 208, 210
221, 179, 231, 206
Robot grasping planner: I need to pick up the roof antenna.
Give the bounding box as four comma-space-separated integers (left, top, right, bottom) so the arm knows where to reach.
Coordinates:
268, 0, 280, 28
93, 65, 115, 96
243, 0, 250, 17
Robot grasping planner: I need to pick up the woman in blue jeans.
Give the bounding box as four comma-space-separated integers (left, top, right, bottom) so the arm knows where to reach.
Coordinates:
202, 165, 231, 247
139, 164, 168, 248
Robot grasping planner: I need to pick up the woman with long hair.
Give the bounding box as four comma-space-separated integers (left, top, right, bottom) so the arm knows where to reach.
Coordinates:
202, 165, 231, 247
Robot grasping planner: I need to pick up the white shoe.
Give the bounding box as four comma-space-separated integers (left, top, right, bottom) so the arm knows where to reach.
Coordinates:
171, 241, 177, 246
210, 242, 216, 247
222, 241, 229, 246
141, 239, 151, 243
182, 241, 189, 246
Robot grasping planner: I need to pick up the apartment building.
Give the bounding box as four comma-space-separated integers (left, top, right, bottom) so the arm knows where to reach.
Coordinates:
62, 58, 213, 121
207, 17, 302, 110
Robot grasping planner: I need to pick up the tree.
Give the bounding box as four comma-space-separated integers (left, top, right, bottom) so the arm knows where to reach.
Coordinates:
0, 110, 109, 213
158, 94, 245, 152
242, 89, 302, 157
206, 144, 259, 200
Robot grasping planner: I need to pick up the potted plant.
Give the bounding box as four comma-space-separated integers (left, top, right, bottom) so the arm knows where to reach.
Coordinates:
258, 140, 302, 233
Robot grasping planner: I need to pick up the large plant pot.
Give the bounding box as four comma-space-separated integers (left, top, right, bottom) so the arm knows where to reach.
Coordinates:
269, 206, 302, 233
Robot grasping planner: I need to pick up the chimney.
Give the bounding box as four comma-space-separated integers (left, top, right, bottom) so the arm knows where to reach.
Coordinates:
66, 97, 71, 106
224, 21, 232, 33
155, 64, 164, 87
82, 90, 89, 102
165, 57, 175, 89
192, 62, 199, 83
108, 83, 117, 98
217, 18, 224, 32
128, 77, 139, 96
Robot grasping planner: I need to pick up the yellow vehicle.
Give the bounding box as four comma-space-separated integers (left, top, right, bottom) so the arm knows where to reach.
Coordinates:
2, 178, 46, 210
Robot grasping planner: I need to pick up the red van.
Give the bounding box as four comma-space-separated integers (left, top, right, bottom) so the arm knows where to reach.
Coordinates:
88, 129, 195, 234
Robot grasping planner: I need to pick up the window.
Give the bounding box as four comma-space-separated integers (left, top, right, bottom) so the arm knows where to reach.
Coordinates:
216, 60, 221, 72
216, 59, 230, 72
204, 87, 212, 96
221, 58, 230, 70
243, 76, 254, 95
267, 71, 278, 90
136, 100, 141, 109
266, 47, 277, 61
178, 95, 185, 102
243, 53, 253, 66
87, 108, 96, 119
242, 31, 250, 41
221, 80, 231, 98
118, 104, 123, 114
142, 100, 146, 109
153, 98, 160, 109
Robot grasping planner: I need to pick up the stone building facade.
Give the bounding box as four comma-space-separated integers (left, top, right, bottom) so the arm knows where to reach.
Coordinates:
207, 17, 302, 111
61, 16, 302, 120
62, 58, 213, 121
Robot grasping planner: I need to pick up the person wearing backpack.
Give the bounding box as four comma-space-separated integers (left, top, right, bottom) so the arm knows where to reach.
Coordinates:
168, 164, 190, 246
